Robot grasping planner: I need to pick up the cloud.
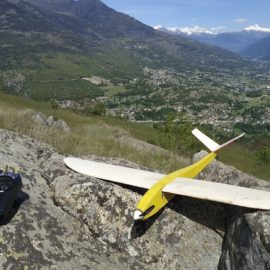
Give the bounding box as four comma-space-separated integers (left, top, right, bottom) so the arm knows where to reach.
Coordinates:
170, 26, 213, 35
234, 18, 248, 24
245, 24, 270, 32
154, 25, 226, 35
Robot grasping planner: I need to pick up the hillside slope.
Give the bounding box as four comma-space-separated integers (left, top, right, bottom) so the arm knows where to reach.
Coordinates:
24, 0, 156, 39
0, 0, 248, 100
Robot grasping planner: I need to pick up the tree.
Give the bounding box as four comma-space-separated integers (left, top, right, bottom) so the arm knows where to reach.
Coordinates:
90, 101, 106, 116
157, 112, 198, 155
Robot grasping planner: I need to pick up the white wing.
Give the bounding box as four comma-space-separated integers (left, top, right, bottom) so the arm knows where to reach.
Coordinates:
64, 157, 270, 210
64, 157, 163, 189
163, 178, 270, 210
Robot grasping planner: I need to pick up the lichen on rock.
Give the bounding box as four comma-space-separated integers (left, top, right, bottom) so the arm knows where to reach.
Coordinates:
0, 129, 269, 269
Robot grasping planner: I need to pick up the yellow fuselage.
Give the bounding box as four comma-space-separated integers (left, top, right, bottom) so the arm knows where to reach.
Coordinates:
136, 152, 216, 220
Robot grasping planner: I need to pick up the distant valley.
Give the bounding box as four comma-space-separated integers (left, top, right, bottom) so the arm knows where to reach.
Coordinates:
0, 0, 269, 136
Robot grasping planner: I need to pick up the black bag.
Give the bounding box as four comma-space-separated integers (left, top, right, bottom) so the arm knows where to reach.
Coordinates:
0, 171, 22, 221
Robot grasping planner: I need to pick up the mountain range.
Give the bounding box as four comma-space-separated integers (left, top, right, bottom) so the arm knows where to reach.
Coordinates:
155, 25, 270, 60
241, 35, 270, 61
0, 0, 248, 100
23, 0, 156, 39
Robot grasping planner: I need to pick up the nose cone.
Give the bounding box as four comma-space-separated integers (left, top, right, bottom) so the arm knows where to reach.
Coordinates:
133, 210, 143, 220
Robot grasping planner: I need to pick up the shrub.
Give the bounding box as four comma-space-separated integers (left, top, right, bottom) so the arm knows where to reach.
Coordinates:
256, 147, 270, 165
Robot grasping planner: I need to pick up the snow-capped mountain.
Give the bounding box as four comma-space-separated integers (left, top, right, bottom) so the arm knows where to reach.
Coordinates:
245, 24, 270, 33
154, 24, 270, 55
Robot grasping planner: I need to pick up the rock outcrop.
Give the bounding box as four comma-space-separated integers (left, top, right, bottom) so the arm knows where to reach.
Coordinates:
194, 151, 270, 270
0, 129, 269, 269
33, 112, 71, 133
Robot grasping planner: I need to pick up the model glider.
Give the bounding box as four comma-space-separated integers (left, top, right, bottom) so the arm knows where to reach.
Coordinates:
64, 129, 270, 221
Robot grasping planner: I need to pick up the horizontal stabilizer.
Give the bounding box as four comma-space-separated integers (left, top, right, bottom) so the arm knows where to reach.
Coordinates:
192, 128, 245, 152
215, 133, 245, 151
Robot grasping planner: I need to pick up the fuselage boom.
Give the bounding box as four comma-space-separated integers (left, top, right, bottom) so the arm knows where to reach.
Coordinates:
135, 152, 216, 220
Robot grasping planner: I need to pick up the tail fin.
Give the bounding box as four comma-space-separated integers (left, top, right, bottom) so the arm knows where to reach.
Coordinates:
192, 128, 245, 152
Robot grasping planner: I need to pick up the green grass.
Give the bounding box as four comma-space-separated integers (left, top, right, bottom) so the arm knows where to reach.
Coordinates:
219, 145, 270, 181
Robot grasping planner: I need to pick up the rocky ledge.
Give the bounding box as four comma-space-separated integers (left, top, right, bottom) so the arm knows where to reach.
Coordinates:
0, 128, 269, 269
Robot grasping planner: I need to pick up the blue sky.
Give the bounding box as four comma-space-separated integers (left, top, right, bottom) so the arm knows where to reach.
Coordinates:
102, 0, 270, 32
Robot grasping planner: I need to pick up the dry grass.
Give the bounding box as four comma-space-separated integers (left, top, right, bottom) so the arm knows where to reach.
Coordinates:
0, 95, 189, 173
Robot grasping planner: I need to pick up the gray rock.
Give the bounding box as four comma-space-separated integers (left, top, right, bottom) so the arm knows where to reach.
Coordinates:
32, 112, 71, 133
0, 130, 269, 269
219, 210, 270, 270
46, 115, 54, 127
194, 151, 270, 270
54, 120, 71, 133
32, 112, 47, 126
0, 129, 138, 269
